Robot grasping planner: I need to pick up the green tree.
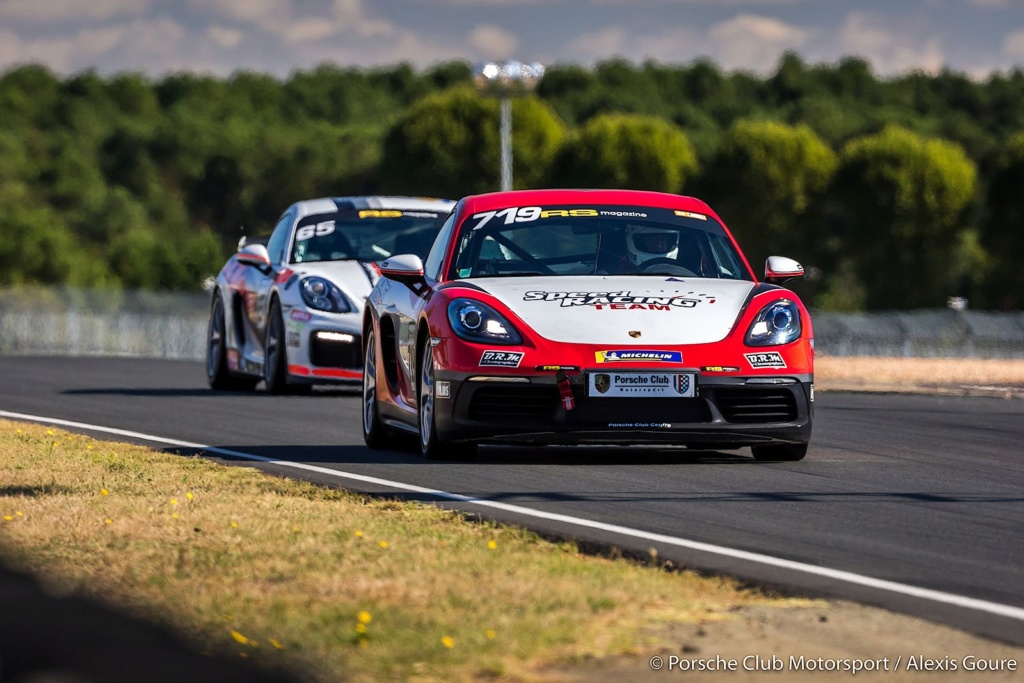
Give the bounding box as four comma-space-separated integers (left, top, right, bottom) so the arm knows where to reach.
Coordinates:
980, 132, 1024, 308
704, 120, 837, 273
830, 125, 978, 309
378, 86, 565, 197
550, 114, 698, 193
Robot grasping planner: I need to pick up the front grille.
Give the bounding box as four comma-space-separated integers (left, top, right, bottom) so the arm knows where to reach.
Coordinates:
310, 331, 361, 369
714, 388, 798, 423
467, 386, 559, 422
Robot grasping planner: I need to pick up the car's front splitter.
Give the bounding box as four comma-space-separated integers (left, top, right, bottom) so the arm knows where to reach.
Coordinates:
432, 370, 812, 447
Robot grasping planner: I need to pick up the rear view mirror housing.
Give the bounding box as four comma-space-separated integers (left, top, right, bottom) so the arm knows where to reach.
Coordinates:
237, 244, 271, 270
764, 256, 804, 285
379, 254, 425, 284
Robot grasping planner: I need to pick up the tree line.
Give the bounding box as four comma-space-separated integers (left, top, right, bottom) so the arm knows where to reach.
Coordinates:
2, 54, 1023, 310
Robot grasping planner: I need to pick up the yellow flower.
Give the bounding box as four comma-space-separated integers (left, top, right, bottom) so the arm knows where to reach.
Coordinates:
46, 429, 54, 436
186, 492, 194, 501
15, 512, 23, 517
100, 489, 109, 496
357, 611, 372, 624
230, 630, 249, 645
354, 623, 367, 634
485, 629, 496, 640
51, 442, 59, 447
269, 638, 283, 650
171, 513, 178, 519
487, 540, 497, 550
355, 530, 363, 538
105, 519, 112, 525
441, 636, 454, 649
230, 521, 239, 528
291, 525, 300, 533
15, 429, 21, 434
3, 516, 12, 522
169, 498, 178, 506
87, 445, 93, 450
379, 540, 389, 549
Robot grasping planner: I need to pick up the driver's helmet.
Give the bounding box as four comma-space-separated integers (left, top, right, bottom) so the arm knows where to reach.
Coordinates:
625, 225, 679, 267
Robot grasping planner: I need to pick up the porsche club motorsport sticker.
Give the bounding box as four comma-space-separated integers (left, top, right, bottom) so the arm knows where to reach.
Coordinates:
595, 350, 682, 363
589, 372, 696, 398
480, 350, 524, 368
744, 352, 787, 369
523, 291, 715, 308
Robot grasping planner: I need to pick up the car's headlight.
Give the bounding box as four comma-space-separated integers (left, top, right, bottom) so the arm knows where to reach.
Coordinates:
447, 298, 522, 345
299, 276, 351, 313
745, 299, 801, 346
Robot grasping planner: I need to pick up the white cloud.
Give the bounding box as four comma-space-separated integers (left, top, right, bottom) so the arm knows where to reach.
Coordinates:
965, 0, 1010, 7
838, 12, 945, 74
564, 27, 628, 63
189, 0, 291, 30
282, 17, 338, 43
206, 25, 244, 49
0, 0, 148, 22
1003, 29, 1024, 58
707, 14, 809, 70
468, 24, 520, 60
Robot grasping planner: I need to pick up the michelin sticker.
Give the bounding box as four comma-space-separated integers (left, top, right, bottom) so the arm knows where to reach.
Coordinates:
480, 350, 524, 368
595, 350, 682, 363
744, 352, 787, 369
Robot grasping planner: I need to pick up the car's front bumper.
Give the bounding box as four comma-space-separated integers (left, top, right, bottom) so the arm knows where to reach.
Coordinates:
432, 371, 812, 447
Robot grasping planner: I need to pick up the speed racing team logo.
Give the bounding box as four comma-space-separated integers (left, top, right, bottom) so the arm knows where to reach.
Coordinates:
524, 291, 715, 309
595, 350, 683, 363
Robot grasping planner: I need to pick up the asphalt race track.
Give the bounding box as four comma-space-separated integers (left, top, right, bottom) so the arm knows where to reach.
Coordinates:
1, 356, 1022, 646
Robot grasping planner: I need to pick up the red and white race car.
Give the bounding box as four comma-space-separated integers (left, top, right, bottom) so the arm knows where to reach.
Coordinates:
361, 189, 813, 461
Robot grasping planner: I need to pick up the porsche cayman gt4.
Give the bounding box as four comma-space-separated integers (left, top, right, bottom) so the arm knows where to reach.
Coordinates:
361, 189, 812, 460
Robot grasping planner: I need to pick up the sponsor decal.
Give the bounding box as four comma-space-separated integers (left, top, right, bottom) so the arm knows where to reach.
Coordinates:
286, 331, 301, 347
435, 381, 451, 399
599, 210, 647, 218
745, 352, 787, 369
608, 422, 671, 429
674, 210, 707, 221
471, 206, 598, 230
810, 384, 815, 402
701, 365, 741, 372
400, 211, 440, 219
628, 330, 642, 338
480, 350, 524, 368
290, 309, 313, 322
358, 210, 403, 219
535, 365, 581, 372
524, 291, 715, 308
595, 350, 682, 363
588, 372, 696, 398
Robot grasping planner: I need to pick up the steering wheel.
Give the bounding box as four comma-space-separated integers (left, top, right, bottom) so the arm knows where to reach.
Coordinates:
639, 258, 697, 277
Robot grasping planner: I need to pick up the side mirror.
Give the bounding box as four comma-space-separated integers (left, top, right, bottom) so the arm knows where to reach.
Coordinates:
379, 254, 425, 283
764, 256, 804, 285
237, 244, 271, 269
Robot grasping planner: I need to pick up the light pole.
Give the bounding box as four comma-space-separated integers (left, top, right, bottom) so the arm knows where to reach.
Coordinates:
473, 61, 545, 192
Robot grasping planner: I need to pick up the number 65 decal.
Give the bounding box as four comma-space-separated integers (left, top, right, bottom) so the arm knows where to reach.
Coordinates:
295, 221, 336, 241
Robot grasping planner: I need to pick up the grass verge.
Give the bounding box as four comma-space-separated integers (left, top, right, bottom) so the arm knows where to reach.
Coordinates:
0, 419, 791, 682
815, 356, 1024, 397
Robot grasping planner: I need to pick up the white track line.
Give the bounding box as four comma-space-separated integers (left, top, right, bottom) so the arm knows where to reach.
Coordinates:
2, 408, 1023, 623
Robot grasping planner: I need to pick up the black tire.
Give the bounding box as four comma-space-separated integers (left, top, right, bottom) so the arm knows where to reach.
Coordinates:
418, 341, 476, 461
751, 443, 808, 462
362, 328, 401, 449
263, 299, 311, 395
207, 294, 258, 392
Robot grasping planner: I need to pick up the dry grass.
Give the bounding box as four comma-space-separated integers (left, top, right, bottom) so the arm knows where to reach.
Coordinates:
0, 419, 789, 682
815, 357, 1024, 394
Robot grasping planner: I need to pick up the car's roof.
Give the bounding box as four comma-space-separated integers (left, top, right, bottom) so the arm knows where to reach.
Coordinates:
460, 189, 716, 216
294, 196, 456, 219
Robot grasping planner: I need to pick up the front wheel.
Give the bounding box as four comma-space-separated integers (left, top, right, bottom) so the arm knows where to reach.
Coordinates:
264, 299, 310, 395
418, 341, 476, 461
363, 328, 401, 449
751, 443, 808, 462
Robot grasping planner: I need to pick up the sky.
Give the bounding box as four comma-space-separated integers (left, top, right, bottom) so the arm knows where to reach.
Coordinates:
1, 0, 1023, 79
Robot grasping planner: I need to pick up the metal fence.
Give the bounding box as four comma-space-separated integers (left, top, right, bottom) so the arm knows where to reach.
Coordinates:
1, 288, 1023, 360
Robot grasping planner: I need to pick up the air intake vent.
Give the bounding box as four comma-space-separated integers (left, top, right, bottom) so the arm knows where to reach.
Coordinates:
468, 386, 559, 422
310, 332, 361, 369
715, 388, 798, 423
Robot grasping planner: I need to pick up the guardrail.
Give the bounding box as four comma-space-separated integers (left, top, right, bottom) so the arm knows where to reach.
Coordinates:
1, 288, 1023, 360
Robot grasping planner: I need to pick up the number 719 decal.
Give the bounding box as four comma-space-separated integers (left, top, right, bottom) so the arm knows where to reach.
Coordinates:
471, 207, 598, 229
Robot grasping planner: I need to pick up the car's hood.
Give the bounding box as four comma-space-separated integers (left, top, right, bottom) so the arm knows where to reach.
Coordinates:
292, 260, 377, 303
460, 276, 756, 345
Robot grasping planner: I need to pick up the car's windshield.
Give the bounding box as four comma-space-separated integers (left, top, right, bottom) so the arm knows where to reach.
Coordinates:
291, 209, 448, 264
448, 205, 752, 280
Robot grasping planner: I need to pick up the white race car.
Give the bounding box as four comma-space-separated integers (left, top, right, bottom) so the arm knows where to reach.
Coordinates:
207, 196, 455, 393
